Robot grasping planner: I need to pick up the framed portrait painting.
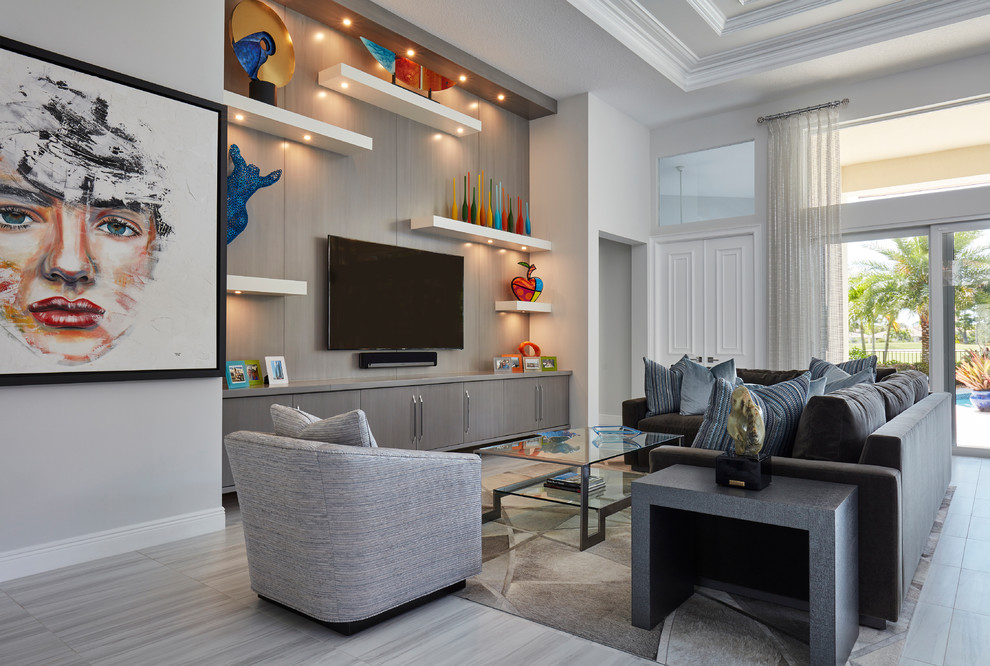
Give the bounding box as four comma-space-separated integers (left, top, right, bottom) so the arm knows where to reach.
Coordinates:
0, 37, 225, 386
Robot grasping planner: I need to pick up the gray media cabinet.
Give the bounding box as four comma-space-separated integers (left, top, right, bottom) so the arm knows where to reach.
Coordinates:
221, 370, 571, 492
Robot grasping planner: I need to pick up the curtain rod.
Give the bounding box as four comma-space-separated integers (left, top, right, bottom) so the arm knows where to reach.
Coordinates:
757, 98, 849, 124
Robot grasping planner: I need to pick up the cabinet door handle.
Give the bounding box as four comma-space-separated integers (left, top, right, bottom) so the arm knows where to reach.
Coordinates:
539, 384, 544, 422
410, 395, 418, 444
464, 389, 470, 433
535, 385, 540, 423
418, 395, 425, 439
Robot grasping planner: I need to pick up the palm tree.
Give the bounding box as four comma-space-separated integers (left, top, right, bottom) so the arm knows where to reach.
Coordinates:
850, 232, 990, 366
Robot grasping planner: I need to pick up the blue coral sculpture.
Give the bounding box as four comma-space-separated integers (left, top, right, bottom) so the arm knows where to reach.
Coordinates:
226, 143, 281, 244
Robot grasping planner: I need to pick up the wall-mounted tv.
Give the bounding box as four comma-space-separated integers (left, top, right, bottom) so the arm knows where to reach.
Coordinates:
327, 235, 464, 350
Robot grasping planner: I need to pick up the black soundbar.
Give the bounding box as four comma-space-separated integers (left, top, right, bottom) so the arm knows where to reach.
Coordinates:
358, 351, 438, 368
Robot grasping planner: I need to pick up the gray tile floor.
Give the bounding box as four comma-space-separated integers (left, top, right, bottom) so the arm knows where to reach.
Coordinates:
899, 455, 990, 666
1, 456, 986, 665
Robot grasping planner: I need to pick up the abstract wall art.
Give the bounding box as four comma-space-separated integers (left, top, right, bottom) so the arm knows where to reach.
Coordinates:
0, 37, 225, 386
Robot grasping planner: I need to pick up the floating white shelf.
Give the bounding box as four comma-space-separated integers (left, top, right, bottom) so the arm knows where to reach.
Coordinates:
495, 301, 552, 313
227, 275, 308, 296
224, 91, 373, 155
410, 215, 550, 252
318, 63, 481, 137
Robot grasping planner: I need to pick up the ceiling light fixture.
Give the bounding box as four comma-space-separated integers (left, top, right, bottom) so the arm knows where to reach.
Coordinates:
342, 18, 352, 26
303, 135, 311, 141
497, 93, 505, 101
234, 113, 244, 121
406, 49, 415, 57
459, 75, 467, 82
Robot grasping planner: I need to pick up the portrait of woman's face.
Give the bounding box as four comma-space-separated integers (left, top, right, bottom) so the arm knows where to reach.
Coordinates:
0, 71, 169, 365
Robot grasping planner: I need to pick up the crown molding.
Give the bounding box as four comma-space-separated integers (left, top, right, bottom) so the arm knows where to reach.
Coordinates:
687, 0, 843, 36
568, 0, 990, 92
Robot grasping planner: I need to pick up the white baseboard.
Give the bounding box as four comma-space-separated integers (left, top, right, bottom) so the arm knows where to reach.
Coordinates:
597, 413, 623, 426
0, 507, 226, 583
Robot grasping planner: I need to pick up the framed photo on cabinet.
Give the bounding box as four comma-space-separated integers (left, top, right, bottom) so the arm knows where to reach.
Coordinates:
265, 356, 289, 385
0, 37, 225, 387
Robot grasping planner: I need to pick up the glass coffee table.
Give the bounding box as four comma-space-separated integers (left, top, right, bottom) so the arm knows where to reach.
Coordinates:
478, 427, 682, 550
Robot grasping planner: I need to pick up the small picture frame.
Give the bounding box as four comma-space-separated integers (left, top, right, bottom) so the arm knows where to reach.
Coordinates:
493, 356, 513, 374
225, 361, 249, 389
501, 354, 523, 373
243, 359, 264, 387
523, 356, 542, 373
265, 355, 289, 385
541, 356, 558, 372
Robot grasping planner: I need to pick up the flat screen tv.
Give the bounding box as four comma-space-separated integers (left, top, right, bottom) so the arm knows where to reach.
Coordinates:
327, 235, 464, 350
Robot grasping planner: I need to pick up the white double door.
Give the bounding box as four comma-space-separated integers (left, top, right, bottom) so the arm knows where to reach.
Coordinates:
651, 230, 761, 369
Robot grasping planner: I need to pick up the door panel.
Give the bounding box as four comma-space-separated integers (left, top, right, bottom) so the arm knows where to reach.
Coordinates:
464, 381, 502, 443
417, 383, 464, 450
502, 377, 541, 435
539, 376, 570, 429
360, 387, 418, 449
657, 241, 704, 365
705, 234, 755, 368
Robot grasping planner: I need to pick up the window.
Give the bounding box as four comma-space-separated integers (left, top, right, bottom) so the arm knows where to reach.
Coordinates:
657, 141, 754, 226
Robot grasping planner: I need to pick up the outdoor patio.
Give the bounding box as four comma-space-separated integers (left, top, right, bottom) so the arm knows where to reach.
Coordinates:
956, 391, 990, 450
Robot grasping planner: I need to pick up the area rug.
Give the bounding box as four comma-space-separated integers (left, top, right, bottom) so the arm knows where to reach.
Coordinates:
457, 462, 954, 664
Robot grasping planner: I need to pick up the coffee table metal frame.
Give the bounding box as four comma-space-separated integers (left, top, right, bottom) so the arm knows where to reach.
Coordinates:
479, 429, 682, 550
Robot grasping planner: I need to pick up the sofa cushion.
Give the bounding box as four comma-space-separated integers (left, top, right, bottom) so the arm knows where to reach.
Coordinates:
736, 368, 805, 386
271, 404, 378, 447
884, 369, 928, 403
692, 377, 735, 450
679, 357, 736, 416
644, 356, 687, 417
792, 384, 886, 463
745, 372, 812, 457
873, 377, 916, 421
637, 413, 704, 446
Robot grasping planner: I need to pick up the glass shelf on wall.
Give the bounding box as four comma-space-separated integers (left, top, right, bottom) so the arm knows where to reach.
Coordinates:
410, 215, 550, 252
224, 91, 373, 155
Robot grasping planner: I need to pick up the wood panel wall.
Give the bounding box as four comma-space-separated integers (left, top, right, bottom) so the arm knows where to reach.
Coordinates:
224, 0, 534, 381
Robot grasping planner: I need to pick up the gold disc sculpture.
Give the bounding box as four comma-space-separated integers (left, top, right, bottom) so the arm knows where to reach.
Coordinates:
230, 0, 295, 103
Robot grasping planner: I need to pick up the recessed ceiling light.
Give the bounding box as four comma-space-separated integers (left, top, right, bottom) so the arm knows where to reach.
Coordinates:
303, 135, 311, 141
406, 49, 415, 57
459, 75, 467, 82
521, 246, 527, 251
456, 127, 464, 134
233, 290, 242, 295
342, 18, 352, 26
341, 82, 349, 89
497, 94, 505, 101
234, 113, 244, 121
487, 240, 493, 244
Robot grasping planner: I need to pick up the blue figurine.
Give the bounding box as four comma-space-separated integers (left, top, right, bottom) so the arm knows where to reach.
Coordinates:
226, 144, 281, 244
232, 31, 275, 80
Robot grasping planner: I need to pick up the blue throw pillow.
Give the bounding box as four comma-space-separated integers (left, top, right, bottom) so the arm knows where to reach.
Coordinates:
824, 367, 874, 393
745, 372, 811, 457
810, 356, 877, 381
644, 356, 688, 417
808, 376, 827, 401
692, 377, 735, 451
679, 357, 737, 416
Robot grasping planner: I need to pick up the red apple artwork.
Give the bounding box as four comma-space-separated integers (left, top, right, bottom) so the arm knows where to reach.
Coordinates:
511, 262, 543, 302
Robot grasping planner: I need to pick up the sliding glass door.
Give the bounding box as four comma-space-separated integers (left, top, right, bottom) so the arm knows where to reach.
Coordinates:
935, 222, 990, 453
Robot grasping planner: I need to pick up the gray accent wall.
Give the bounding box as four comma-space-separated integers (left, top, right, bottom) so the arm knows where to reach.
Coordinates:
224, 0, 533, 380
599, 237, 633, 423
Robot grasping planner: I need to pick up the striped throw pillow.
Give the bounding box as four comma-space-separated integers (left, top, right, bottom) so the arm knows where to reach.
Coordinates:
810, 356, 877, 381
745, 372, 811, 457
644, 356, 689, 417
691, 377, 735, 451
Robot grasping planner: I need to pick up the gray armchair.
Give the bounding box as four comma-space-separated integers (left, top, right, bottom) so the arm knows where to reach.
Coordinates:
224, 430, 482, 634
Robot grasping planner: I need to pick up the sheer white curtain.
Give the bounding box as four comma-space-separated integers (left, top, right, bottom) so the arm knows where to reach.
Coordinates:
766, 106, 845, 369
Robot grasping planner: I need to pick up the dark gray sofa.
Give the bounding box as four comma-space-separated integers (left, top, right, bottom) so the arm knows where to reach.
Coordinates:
622, 368, 952, 627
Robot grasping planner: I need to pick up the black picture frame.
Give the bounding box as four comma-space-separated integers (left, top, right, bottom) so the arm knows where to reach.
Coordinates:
0, 36, 226, 386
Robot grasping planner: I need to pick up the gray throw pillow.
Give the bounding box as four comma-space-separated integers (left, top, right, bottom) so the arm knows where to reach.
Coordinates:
744, 372, 811, 457
808, 376, 827, 401
270, 404, 378, 447
825, 367, 874, 393
679, 357, 736, 416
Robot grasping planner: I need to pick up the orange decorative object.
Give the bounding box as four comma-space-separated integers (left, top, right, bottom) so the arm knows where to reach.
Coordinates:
518, 341, 541, 357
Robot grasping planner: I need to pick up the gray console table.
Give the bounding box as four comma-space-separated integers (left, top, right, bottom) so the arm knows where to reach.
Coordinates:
631, 465, 859, 666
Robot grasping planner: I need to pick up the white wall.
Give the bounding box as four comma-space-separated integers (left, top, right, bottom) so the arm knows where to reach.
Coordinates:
0, 0, 225, 582
530, 93, 650, 425
599, 238, 633, 423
